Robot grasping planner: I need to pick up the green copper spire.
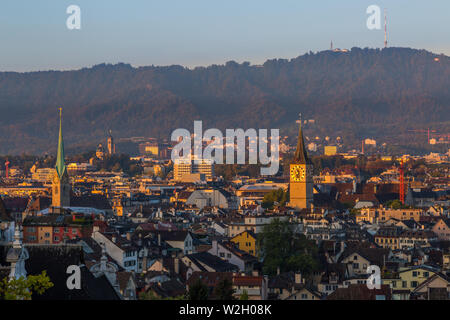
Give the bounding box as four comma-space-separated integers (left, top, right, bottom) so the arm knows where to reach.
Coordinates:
293, 114, 310, 164
55, 108, 67, 179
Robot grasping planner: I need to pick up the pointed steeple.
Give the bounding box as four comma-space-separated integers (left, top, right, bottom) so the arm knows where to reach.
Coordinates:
293, 114, 310, 164
55, 108, 67, 179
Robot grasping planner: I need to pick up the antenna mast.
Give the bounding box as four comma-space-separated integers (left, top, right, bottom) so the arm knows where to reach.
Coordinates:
384, 9, 388, 48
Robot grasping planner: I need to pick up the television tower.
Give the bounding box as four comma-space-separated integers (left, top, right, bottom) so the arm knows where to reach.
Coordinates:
384, 9, 388, 48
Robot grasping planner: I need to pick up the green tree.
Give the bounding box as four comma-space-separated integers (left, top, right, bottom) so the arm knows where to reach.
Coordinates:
239, 290, 249, 300
0, 271, 53, 300
262, 188, 288, 209
213, 279, 235, 300
386, 199, 410, 209
187, 279, 209, 300
258, 219, 319, 276
139, 291, 185, 300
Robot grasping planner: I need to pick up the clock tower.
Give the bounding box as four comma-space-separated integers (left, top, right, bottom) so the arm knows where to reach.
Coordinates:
289, 116, 313, 209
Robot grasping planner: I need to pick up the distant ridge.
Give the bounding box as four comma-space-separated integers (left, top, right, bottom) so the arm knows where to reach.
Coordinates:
0, 47, 448, 154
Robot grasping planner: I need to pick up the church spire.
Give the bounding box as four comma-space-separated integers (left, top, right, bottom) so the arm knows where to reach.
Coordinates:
56, 108, 67, 179
293, 114, 310, 164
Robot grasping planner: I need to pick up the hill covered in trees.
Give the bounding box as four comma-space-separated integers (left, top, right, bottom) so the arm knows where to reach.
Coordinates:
0, 47, 449, 155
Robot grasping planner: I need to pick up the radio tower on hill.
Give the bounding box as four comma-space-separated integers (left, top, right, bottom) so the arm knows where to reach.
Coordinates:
384, 9, 388, 48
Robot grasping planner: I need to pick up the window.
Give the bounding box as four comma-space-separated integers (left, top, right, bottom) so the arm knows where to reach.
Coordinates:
412, 271, 417, 277
411, 281, 418, 288
54, 236, 59, 242
353, 263, 359, 269
402, 281, 407, 288
44, 232, 50, 237
353, 255, 358, 260
392, 281, 397, 288
219, 252, 225, 258
423, 272, 429, 277
301, 294, 307, 300
72, 229, 77, 234
54, 228, 60, 233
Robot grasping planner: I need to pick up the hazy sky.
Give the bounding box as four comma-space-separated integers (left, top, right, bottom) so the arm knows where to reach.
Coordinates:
1, 0, 449, 72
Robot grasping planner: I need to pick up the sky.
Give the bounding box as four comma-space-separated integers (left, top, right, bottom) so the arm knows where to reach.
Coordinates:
0, 0, 449, 72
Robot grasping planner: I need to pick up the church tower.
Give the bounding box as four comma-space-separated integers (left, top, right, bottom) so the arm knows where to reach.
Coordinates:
289, 116, 313, 209
107, 130, 115, 155
52, 108, 70, 210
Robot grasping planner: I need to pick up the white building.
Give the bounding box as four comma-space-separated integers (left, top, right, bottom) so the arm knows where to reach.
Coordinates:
92, 231, 138, 272
173, 159, 214, 182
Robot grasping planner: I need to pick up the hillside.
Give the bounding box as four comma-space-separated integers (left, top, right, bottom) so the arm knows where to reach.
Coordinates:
0, 47, 449, 155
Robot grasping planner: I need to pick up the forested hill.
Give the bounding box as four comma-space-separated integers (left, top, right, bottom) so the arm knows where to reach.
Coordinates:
0, 47, 449, 155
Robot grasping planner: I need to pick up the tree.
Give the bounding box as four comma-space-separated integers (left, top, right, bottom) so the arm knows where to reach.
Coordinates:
386, 199, 410, 209
258, 219, 319, 276
0, 271, 53, 300
213, 279, 235, 300
187, 279, 209, 300
262, 188, 288, 209
239, 290, 249, 300
139, 291, 185, 300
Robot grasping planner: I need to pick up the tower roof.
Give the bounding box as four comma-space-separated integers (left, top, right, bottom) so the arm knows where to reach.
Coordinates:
293, 119, 310, 164
55, 108, 67, 179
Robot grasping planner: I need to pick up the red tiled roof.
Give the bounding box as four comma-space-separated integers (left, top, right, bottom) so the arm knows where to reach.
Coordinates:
233, 275, 263, 287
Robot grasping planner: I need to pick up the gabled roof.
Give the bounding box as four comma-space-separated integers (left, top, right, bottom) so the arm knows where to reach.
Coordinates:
412, 273, 449, 293
117, 271, 134, 292
147, 278, 185, 298
70, 195, 112, 210
187, 271, 233, 289
185, 252, 239, 272
0, 243, 120, 300
327, 284, 391, 300
339, 247, 390, 266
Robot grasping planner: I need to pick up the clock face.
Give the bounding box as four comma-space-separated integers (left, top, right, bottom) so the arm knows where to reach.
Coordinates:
290, 165, 305, 182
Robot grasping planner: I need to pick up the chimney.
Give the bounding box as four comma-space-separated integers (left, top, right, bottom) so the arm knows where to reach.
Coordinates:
126, 232, 131, 241
295, 272, 302, 284
174, 257, 180, 274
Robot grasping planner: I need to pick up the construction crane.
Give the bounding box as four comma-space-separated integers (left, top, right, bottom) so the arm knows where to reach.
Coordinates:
408, 129, 436, 143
